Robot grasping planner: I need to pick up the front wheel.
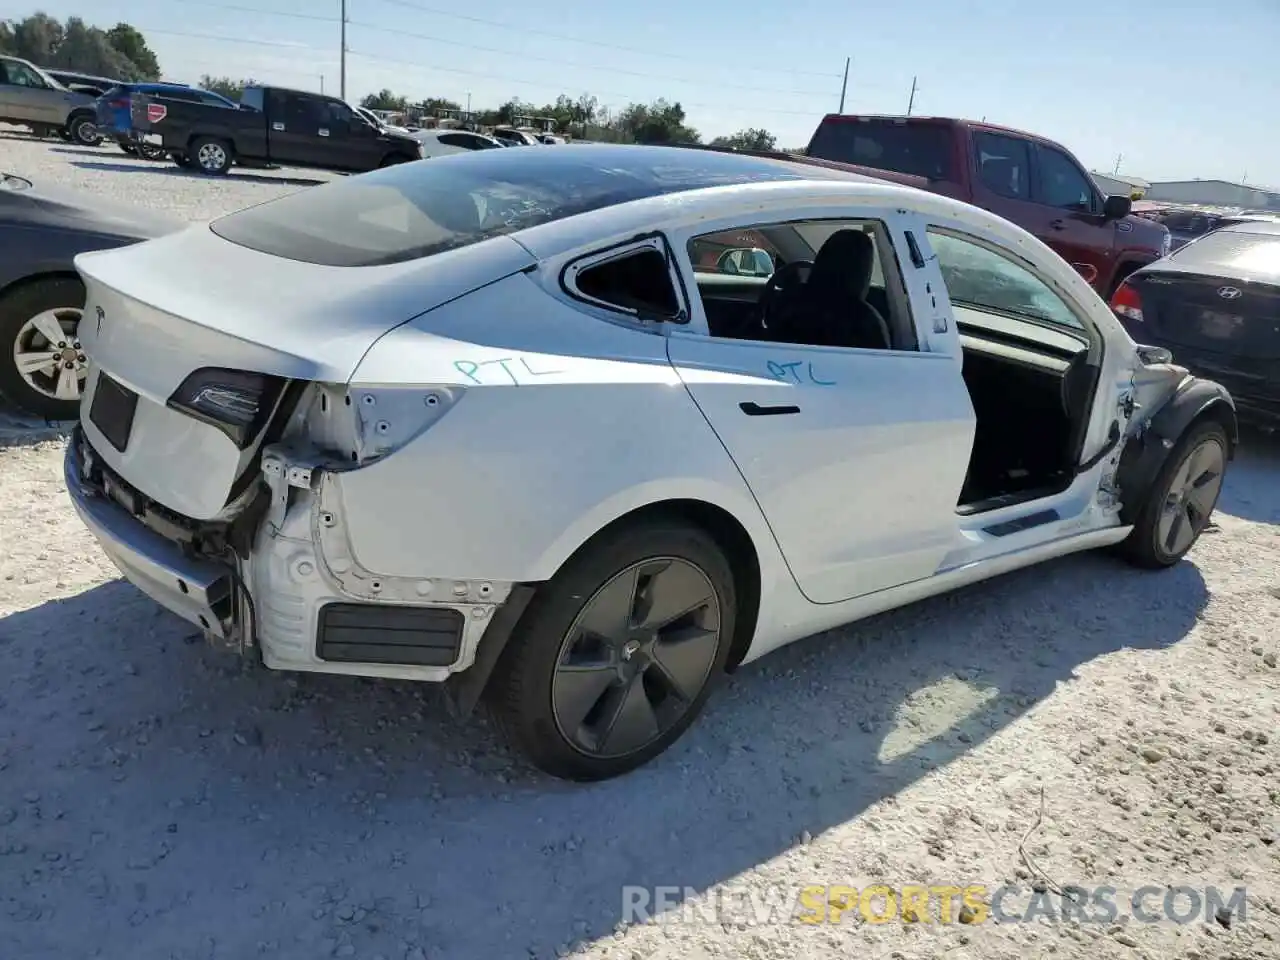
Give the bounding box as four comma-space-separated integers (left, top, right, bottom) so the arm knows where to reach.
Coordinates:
0, 277, 89, 421
1118, 419, 1229, 568
489, 520, 736, 781
190, 136, 233, 175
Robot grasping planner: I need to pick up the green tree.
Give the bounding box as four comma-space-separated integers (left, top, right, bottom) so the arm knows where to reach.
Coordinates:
710, 128, 777, 152
420, 96, 461, 113
198, 75, 254, 100
0, 14, 156, 80
105, 23, 160, 79
616, 99, 700, 145
360, 89, 408, 111
45, 18, 138, 79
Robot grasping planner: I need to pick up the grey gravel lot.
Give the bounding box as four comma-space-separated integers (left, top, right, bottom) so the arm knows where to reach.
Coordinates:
2, 130, 1280, 960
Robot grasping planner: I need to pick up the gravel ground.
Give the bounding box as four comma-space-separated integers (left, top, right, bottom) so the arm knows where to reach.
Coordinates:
2, 131, 1280, 960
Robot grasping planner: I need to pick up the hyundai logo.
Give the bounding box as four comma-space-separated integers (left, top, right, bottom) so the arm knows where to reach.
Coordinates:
1217, 286, 1242, 300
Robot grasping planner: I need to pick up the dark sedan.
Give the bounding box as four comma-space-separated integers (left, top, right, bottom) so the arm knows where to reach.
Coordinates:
1110, 219, 1280, 427
0, 172, 182, 420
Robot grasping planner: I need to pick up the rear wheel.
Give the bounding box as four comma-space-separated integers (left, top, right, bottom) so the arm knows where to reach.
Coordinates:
1118, 419, 1228, 568
0, 277, 88, 421
67, 112, 100, 146
489, 520, 736, 781
191, 136, 233, 175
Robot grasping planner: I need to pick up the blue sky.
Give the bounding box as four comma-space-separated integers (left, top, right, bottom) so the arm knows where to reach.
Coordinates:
25, 0, 1280, 186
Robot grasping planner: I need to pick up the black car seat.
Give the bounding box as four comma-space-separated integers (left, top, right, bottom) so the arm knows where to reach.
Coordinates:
769, 229, 892, 350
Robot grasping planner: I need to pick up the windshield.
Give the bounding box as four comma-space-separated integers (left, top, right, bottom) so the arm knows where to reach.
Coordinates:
209, 147, 809, 267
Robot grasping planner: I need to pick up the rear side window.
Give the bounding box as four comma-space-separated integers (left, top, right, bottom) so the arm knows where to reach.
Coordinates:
209, 149, 811, 267
973, 132, 1031, 201
239, 87, 264, 111
805, 119, 954, 180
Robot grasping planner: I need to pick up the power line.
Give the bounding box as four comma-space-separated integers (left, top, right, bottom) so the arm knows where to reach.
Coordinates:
139, 25, 331, 51
164, 0, 845, 84
367, 0, 842, 79
344, 49, 824, 117
344, 19, 841, 97
167, 0, 341, 23
134, 24, 836, 115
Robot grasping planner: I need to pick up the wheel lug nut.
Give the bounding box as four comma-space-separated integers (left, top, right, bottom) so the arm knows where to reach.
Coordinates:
57, 341, 66, 348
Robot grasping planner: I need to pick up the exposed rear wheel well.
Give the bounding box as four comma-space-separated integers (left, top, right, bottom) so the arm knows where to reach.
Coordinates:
570, 499, 762, 672
0, 270, 83, 304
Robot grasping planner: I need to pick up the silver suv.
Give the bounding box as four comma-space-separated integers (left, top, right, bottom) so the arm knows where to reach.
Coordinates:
0, 54, 100, 145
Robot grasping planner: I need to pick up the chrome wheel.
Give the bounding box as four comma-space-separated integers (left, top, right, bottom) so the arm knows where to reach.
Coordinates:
73, 117, 99, 145
13, 307, 86, 403
1156, 436, 1225, 557
197, 141, 228, 172
551, 558, 723, 760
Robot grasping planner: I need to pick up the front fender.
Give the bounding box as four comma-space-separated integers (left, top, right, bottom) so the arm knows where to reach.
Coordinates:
1116, 375, 1237, 525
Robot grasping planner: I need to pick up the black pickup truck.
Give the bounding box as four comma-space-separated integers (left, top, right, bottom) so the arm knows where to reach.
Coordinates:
132, 84, 423, 175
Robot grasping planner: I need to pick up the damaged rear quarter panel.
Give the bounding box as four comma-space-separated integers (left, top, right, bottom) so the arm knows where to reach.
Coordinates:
331, 271, 780, 585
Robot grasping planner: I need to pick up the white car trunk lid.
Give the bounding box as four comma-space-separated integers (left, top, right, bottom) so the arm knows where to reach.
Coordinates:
74, 224, 534, 521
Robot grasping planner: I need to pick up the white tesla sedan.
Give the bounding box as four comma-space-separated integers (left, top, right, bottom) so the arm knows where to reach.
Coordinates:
65, 145, 1236, 781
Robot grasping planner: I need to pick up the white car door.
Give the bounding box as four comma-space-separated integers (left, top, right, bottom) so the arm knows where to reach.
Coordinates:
666, 209, 975, 605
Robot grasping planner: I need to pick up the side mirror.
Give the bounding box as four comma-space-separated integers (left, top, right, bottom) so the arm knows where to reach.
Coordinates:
716, 247, 775, 277
1136, 343, 1173, 365
1103, 194, 1132, 220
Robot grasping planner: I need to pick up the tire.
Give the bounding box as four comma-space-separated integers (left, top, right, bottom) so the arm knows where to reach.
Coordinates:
190, 136, 233, 175
1118, 418, 1229, 569
488, 520, 736, 781
68, 112, 100, 146
0, 277, 89, 421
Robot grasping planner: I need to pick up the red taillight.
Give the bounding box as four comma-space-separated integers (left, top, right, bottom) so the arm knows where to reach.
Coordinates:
146, 103, 167, 124
1110, 281, 1144, 324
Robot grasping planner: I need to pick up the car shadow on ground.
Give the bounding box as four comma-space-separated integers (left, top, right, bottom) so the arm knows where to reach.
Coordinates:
1216, 426, 1280, 525
0, 546, 1210, 959
46, 145, 119, 158
68, 159, 325, 187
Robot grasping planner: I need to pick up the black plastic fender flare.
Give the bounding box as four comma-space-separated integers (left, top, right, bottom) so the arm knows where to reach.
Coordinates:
1115, 376, 1238, 526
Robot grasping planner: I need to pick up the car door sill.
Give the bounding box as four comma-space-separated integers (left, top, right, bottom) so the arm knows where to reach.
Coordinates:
955, 480, 1071, 517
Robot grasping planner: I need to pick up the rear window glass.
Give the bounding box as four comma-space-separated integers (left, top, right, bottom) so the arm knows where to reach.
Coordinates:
209, 148, 811, 267
1169, 228, 1280, 282
806, 119, 954, 180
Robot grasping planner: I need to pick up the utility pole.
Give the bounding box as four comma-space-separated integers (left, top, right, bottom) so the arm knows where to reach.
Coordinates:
838, 57, 850, 113
906, 76, 917, 116
1113, 153, 1122, 175
339, 0, 347, 101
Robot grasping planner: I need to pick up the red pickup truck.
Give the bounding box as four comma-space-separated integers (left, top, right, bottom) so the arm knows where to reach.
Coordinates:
804, 114, 1171, 297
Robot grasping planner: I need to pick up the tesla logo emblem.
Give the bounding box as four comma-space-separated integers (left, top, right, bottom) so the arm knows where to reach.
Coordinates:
95, 305, 104, 334
1217, 286, 1242, 299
